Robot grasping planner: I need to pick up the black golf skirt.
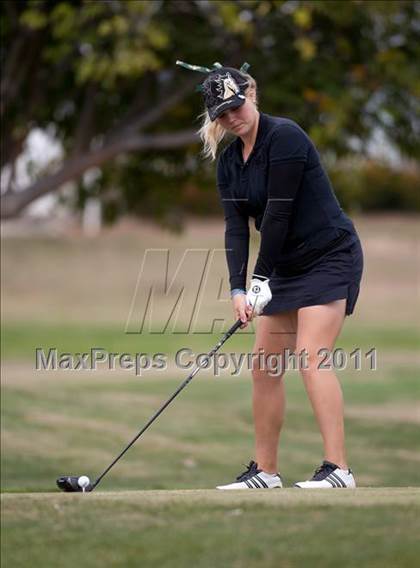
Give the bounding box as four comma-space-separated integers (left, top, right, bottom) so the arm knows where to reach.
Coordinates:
261, 232, 364, 317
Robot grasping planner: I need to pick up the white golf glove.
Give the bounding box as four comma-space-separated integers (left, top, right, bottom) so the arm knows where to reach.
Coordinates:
246, 278, 272, 315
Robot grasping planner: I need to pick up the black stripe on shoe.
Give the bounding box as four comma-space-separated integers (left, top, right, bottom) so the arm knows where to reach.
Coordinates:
330, 471, 346, 488
255, 474, 269, 488
249, 478, 261, 488
326, 475, 338, 487
244, 480, 253, 488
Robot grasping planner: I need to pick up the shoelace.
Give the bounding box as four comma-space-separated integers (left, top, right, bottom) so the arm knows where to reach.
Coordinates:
311, 462, 337, 481
236, 461, 260, 482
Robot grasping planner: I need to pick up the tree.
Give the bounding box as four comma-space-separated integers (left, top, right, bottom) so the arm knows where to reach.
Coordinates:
1, 0, 419, 219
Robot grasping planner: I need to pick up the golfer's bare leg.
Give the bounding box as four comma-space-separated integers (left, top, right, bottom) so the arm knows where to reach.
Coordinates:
296, 299, 348, 469
252, 310, 297, 474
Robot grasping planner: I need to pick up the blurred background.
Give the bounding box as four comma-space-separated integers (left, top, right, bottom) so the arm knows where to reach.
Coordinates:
1, 0, 420, 539
1, 0, 419, 226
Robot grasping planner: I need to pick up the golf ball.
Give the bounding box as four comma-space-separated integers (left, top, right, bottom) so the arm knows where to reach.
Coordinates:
78, 475, 90, 489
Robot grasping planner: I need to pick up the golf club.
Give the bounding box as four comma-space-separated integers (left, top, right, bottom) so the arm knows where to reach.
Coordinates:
56, 318, 243, 492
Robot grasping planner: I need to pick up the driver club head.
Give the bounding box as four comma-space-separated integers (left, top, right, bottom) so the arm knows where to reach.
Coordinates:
56, 476, 94, 493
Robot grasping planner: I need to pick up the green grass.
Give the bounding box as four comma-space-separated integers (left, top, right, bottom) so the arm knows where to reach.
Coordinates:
2, 490, 420, 568
2, 321, 419, 361
2, 365, 419, 492
2, 217, 419, 566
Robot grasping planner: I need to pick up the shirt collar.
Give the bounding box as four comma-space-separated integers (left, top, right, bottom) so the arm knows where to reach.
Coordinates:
233, 111, 271, 165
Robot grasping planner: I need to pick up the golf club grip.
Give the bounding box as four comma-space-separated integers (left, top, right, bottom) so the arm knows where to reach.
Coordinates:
92, 319, 243, 489
228, 318, 244, 334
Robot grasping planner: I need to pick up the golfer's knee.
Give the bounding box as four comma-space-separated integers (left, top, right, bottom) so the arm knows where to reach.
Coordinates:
252, 359, 285, 381
296, 345, 320, 381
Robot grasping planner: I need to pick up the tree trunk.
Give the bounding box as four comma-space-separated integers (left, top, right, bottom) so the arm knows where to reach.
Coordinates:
1, 129, 200, 218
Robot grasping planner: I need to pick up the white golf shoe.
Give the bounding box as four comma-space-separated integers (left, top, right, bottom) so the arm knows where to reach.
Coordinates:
216, 460, 283, 490
294, 460, 356, 489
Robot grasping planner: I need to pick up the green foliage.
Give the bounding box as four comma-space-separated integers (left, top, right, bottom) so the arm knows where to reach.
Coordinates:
330, 160, 420, 213
2, 0, 419, 221
103, 150, 220, 228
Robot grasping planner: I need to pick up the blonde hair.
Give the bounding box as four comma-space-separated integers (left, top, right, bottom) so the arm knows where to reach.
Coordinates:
197, 72, 258, 162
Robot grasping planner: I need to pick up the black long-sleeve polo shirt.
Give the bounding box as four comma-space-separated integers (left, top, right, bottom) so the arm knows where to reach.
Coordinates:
217, 112, 356, 292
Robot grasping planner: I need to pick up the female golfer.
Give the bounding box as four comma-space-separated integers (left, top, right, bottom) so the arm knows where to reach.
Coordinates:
176, 61, 364, 489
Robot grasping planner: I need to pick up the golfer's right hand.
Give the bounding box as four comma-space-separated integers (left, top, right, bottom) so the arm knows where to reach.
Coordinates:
232, 293, 252, 328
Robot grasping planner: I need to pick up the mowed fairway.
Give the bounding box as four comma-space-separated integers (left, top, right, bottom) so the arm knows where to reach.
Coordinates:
2, 490, 420, 567
2, 215, 420, 567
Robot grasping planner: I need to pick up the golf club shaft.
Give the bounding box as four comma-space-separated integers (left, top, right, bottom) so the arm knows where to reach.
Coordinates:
92, 319, 243, 489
